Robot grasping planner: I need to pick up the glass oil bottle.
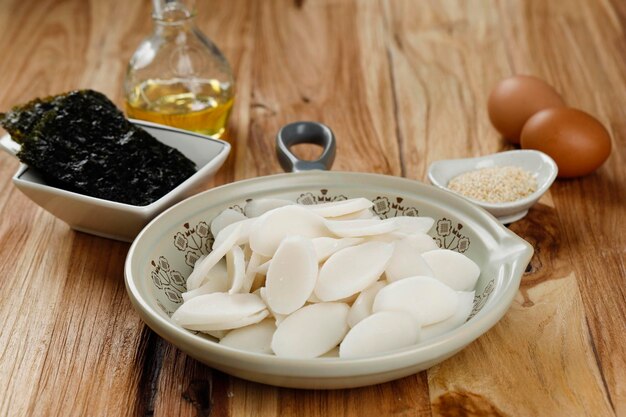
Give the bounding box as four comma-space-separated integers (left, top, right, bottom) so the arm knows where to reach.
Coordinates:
125, 0, 234, 138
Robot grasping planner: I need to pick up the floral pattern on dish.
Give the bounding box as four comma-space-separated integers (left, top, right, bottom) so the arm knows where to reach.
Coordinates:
149, 190, 492, 323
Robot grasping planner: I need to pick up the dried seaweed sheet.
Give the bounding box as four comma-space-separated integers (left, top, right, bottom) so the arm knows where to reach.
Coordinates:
0, 90, 197, 205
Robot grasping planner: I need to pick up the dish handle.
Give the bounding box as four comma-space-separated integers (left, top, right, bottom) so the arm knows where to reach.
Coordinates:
276, 121, 336, 173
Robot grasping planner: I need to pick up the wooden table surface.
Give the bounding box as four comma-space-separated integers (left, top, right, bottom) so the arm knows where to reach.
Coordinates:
1, 0, 624, 416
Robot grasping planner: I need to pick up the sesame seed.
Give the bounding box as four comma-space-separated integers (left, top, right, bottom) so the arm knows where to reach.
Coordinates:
447, 166, 537, 203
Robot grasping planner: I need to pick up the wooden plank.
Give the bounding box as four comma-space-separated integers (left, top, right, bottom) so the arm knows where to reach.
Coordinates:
0, 0, 91, 105
429, 204, 614, 416
239, 0, 402, 179
0, 0, 624, 415
149, 341, 231, 417
497, 0, 626, 413
26, 236, 142, 416
385, 0, 619, 415
229, 373, 431, 417
0, 0, 153, 415
148, 0, 256, 414
198, 0, 257, 186
224, 0, 430, 415
383, 0, 514, 181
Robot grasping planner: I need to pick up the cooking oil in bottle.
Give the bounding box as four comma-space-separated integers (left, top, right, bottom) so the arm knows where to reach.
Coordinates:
124, 0, 235, 139
126, 79, 233, 138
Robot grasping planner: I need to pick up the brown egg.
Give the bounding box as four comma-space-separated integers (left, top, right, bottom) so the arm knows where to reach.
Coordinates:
488, 75, 565, 143
521, 107, 612, 178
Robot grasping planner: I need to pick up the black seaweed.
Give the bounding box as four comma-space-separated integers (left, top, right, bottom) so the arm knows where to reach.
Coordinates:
0, 90, 197, 206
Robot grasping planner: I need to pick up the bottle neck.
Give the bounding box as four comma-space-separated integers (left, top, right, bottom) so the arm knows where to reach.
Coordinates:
152, 0, 196, 24
152, 2, 196, 40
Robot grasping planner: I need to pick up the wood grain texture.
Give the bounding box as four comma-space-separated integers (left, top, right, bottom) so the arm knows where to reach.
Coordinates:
429, 204, 614, 417
386, 1, 622, 416
0, 0, 624, 416
496, 1, 626, 413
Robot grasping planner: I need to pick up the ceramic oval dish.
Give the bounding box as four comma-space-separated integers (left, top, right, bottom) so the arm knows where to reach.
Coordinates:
124, 171, 533, 389
0, 120, 230, 242
427, 150, 558, 224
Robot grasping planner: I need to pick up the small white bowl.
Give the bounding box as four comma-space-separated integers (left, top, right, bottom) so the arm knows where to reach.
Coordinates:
1, 120, 230, 241
427, 150, 558, 224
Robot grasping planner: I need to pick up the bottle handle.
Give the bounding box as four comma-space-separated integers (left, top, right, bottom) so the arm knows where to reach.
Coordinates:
275, 122, 336, 173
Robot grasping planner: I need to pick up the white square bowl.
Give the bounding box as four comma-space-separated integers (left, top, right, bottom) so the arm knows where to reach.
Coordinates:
3, 120, 230, 241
